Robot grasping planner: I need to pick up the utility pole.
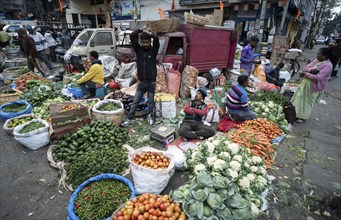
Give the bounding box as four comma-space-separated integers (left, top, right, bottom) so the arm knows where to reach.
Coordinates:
307, 0, 318, 48
257, 0, 267, 52
279, 0, 290, 36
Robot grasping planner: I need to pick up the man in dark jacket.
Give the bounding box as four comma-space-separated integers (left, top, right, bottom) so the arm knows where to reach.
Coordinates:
17, 28, 45, 77
178, 89, 215, 140
122, 28, 160, 126
265, 62, 284, 86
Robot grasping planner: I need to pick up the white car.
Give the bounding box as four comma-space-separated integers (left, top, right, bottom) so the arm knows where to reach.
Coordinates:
3, 24, 24, 37
315, 37, 325, 45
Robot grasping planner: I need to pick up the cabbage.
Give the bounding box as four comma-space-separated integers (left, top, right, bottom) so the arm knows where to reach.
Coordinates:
203, 204, 214, 217
197, 172, 214, 188
228, 193, 249, 209
213, 175, 231, 189
191, 188, 209, 202
207, 193, 225, 210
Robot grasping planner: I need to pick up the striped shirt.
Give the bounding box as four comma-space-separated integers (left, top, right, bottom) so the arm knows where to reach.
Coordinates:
226, 84, 250, 113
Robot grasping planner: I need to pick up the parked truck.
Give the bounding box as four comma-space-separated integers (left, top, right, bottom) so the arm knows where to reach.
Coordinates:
117, 23, 238, 72
67, 28, 117, 70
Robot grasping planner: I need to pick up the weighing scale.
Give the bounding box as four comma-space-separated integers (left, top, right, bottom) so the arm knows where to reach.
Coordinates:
150, 124, 176, 144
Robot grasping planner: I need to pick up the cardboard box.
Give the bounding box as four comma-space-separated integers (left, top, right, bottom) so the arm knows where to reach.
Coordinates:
49, 102, 91, 139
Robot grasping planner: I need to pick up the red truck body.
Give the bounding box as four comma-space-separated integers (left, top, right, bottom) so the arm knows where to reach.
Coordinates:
178, 23, 237, 72
116, 23, 237, 73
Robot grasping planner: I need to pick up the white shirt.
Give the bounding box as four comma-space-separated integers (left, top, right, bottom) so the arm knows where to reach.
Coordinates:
44, 32, 56, 47
29, 32, 46, 51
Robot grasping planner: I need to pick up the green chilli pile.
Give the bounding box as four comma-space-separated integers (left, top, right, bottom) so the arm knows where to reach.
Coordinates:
74, 179, 131, 220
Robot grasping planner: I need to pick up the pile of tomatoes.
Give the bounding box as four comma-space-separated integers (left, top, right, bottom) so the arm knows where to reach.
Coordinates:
112, 193, 187, 220
132, 151, 171, 169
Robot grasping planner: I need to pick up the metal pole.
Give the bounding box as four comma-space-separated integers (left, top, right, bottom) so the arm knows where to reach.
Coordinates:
258, 0, 267, 50
307, 0, 318, 48
279, 0, 290, 36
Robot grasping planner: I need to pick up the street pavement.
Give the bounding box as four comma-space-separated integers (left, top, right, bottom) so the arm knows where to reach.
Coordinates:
0, 45, 340, 220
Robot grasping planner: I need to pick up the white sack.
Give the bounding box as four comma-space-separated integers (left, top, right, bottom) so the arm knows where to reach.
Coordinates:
13, 119, 50, 150
129, 146, 175, 194
92, 99, 124, 115
155, 100, 176, 118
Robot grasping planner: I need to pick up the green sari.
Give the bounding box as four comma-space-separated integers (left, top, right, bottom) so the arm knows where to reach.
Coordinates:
290, 78, 323, 120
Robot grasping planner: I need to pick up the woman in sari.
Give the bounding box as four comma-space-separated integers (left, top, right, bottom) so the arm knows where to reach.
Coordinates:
291, 47, 333, 123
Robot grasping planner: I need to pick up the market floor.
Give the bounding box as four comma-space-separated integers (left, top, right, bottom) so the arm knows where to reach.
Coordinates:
0, 45, 340, 220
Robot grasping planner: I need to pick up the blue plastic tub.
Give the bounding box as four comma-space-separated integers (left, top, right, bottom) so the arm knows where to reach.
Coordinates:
67, 173, 136, 220
0, 100, 33, 122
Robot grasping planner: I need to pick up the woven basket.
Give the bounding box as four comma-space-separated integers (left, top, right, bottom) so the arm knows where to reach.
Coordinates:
91, 111, 124, 125
184, 12, 209, 26
0, 88, 23, 105
147, 18, 179, 33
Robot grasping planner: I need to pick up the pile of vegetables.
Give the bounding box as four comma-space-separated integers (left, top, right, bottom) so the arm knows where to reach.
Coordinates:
113, 193, 187, 220
20, 81, 66, 107
236, 118, 283, 141
19, 121, 45, 134
132, 151, 171, 169
65, 146, 129, 187
250, 91, 287, 106
175, 136, 268, 219
121, 94, 148, 113
227, 128, 275, 168
6, 115, 34, 128
61, 104, 80, 112
75, 99, 99, 108
31, 97, 66, 119
74, 179, 131, 220
15, 72, 48, 91
15, 67, 31, 77
97, 102, 121, 111
69, 83, 81, 88
0, 86, 17, 95
53, 120, 129, 163
2, 103, 27, 112
106, 90, 125, 100
249, 100, 288, 130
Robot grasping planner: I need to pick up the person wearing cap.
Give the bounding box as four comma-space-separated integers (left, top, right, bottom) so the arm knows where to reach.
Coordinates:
178, 88, 216, 140
77, 51, 104, 99
17, 28, 45, 76
26, 25, 53, 73
226, 75, 257, 121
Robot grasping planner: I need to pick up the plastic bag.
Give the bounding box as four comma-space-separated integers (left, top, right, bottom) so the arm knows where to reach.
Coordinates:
166, 145, 186, 170
155, 94, 177, 118
166, 68, 181, 99
180, 65, 199, 98
67, 84, 84, 98
203, 103, 220, 123
211, 86, 226, 108
0, 100, 33, 122
117, 62, 137, 79
209, 68, 221, 78
253, 64, 266, 82
256, 82, 279, 92
13, 119, 50, 150
156, 66, 168, 93
99, 55, 120, 78
92, 99, 124, 115
129, 147, 175, 195
67, 174, 136, 220
115, 77, 133, 89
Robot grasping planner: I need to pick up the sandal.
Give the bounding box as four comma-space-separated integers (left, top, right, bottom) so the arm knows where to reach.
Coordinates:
295, 118, 306, 123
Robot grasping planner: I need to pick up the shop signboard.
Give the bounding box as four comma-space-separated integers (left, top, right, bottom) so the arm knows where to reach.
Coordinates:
111, 0, 141, 20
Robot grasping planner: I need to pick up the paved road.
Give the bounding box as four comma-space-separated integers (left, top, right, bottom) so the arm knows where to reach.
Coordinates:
0, 45, 340, 220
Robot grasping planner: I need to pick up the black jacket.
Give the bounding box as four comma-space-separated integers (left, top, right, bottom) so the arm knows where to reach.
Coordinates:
131, 29, 160, 84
